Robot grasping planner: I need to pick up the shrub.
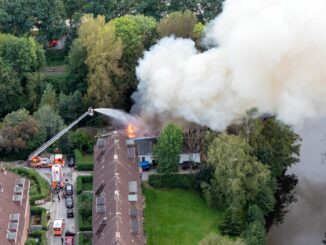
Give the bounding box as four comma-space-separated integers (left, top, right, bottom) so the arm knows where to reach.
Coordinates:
246, 204, 265, 225
219, 206, 243, 237
148, 174, 196, 189
7, 166, 50, 205
70, 130, 95, 153
26, 239, 37, 245
30, 207, 48, 230
242, 221, 266, 245
199, 233, 246, 245
28, 230, 47, 245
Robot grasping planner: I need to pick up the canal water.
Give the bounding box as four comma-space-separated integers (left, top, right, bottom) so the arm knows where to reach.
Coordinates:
268, 118, 326, 245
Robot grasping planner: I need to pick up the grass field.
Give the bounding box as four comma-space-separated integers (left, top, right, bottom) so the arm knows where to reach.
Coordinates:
142, 184, 224, 245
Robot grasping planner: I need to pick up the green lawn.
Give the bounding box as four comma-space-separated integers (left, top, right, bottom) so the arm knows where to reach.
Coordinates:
83, 154, 93, 163
83, 182, 93, 191
142, 184, 224, 245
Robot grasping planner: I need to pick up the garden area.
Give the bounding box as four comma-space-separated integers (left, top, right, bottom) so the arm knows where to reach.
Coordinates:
7, 166, 50, 205
142, 183, 223, 245
74, 149, 93, 171
77, 175, 93, 237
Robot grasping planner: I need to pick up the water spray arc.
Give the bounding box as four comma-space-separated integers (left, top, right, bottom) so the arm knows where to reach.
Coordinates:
28, 107, 138, 161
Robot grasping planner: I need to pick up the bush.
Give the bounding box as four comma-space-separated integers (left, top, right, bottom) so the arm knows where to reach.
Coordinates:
7, 166, 50, 205
30, 207, 48, 230
28, 230, 47, 245
246, 205, 265, 225
26, 239, 37, 245
242, 221, 266, 245
219, 207, 243, 237
79, 233, 92, 245
74, 149, 93, 171
148, 174, 196, 189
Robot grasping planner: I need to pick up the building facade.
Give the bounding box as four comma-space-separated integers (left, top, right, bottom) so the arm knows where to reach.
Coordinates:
0, 165, 30, 245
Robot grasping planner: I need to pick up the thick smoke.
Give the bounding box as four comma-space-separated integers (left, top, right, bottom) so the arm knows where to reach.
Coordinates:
132, 0, 326, 130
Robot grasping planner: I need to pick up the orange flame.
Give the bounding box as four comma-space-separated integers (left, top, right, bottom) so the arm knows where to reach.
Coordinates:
127, 123, 136, 138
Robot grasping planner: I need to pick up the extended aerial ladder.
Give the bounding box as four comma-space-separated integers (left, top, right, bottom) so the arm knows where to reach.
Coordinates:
27, 108, 94, 161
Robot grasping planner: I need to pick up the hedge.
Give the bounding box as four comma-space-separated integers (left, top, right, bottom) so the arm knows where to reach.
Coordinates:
76, 175, 93, 195
30, 207, 48, 230
74, 149, 93, 171
28, 230, 47, 245
79, 233, 92, 245
148, 173, 196, 189
77, 194, 93, 231
7, 166, 50, 205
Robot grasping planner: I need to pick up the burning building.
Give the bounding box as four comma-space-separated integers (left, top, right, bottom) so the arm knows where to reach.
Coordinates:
92, 130, 144, 245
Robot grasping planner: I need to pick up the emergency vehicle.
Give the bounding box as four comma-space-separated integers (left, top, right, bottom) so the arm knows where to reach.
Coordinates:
51, 164, 64, 189
50, 154, 65, 166
53, 219, 65, 236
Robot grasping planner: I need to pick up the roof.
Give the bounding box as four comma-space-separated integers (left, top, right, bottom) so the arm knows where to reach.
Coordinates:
92, 131, 144, 245
53, 219, 64, 228
0, 167, 30, 245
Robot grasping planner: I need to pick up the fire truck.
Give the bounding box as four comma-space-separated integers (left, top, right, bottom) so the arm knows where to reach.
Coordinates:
50, 154, 65, 166
51, 164, 64, 189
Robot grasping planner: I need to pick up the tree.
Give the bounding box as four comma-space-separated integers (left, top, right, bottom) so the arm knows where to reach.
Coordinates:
33, 0, 66, 43
183, 127, 205, 163
0, 0, 66, 43
219, 206, 242, 236
0, 58, 22, 117
240, 109, 301, 178
64, 39, 88, 94
199, 233, 246, 245
0, 109, 42, 153
241, 221, 266, 245
39, 83, 57, 111
112, 15, 157, 109
25, 72, 46, 112
34, 105, 64, 140
78, 14, 123, 107
246, 205, 264, 224
204, 133, 270, 207
157, 11, 199, 39
154, 124, 183, 173
0, 34, 45, 75
58, 91, 85, 123
69, 130, 95, 153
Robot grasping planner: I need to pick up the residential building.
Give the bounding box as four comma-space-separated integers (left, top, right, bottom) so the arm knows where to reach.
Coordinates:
134, 136, 201, 165
92, 131, 144, 245
0, 165, 30, 245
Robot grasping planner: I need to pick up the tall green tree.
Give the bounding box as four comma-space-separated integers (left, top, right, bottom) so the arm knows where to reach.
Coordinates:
219, 206, 242, 236
0, 0, 66, 43
203, 133, 270, 207
157, 10, 199, 39
112, 15, 157, 108
240, 109, 301, 178
64, 39, 88, 94
0, 59, 22, 117
0, 34, 45, 75
0, 109, 43, 154
58, 91, 85, 123
78, 14, 123, 107
154, 124, 183, 173
34, 105, 64, 140
39, 83, 57, 111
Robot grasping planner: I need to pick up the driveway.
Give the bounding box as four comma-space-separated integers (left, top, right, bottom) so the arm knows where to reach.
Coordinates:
36, 165, 78, 245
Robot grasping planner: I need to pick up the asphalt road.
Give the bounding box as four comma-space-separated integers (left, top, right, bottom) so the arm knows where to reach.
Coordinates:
36, 165, 77, 245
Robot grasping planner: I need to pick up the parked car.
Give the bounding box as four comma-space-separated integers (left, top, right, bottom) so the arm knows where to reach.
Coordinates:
65, 196, 74, 208
65, 231, 75, 245
67, 154, 75, 167
65, 184, 73, 196
181, 161, 200, 170
139, 160, 151, 171
67, 208, 74, 218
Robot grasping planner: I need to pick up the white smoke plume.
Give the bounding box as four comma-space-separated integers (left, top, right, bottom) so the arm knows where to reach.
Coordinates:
132, 0, 326, 130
